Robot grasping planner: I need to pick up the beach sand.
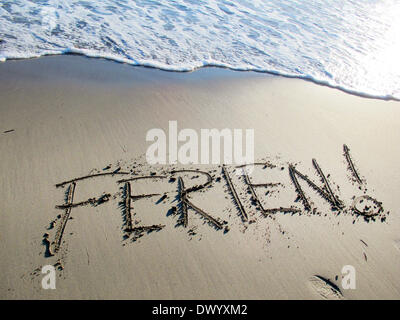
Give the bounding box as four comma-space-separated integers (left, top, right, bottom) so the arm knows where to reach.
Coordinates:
1, 55, 400, 299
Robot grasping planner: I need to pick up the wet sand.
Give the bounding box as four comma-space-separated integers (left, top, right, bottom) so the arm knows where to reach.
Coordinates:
1, 55, 400, 299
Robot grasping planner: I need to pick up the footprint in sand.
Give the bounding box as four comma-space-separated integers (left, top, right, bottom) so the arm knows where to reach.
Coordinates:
308, 275, 344, 300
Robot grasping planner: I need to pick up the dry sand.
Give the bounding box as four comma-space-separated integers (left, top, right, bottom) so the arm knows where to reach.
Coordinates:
1, 55, 400, 299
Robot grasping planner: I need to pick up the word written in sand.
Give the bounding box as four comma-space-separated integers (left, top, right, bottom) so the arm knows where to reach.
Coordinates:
44, 144, 385, 257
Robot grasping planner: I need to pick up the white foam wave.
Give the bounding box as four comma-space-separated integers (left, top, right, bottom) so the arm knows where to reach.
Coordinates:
1, 0, 399, 100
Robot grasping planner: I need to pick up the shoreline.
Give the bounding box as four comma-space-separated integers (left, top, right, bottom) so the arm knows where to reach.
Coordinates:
1, 55, 400, 299
2, 52, 399, 102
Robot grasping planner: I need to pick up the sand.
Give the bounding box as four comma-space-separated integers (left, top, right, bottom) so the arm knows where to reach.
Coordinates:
1, 55, 400, 299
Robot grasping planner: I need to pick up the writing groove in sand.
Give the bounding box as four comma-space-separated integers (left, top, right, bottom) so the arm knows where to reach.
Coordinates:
37, 144, 389, 274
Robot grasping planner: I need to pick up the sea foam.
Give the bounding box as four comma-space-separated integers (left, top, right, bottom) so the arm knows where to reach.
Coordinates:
0, 0, 399, 100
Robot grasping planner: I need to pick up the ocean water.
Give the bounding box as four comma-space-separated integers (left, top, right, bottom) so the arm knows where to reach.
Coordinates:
0, 0, 399, 100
